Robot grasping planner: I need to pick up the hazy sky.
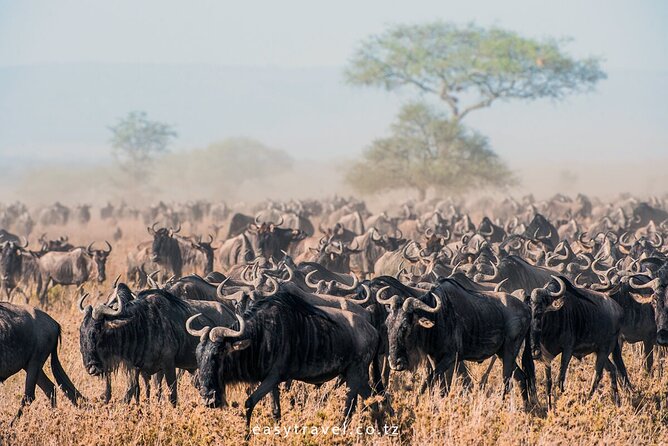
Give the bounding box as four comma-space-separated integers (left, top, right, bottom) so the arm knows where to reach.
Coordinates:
0, 0, 666, 165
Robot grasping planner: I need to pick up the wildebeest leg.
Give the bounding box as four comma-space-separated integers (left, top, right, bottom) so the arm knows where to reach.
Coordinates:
603, 358, 620, 406
545, 363, 553, 410
611, 341, 632, 390
457, 361, 473, 391
244, 374, 281, 439
122, 369, 141, 404
479, 356, 497, 389
36, 370, 57, 407
155, 371, 165, 401
100, 373, 112, 403
343, 366, 376, 429
142, 372, 152, 401
164, 367, 178, 406
557, 349, 572, 393
643, 340, 654, 374
511, 362, 530, 408
270, 386, 281, 421
587, 352, 608, 399
11, 363, 41, 426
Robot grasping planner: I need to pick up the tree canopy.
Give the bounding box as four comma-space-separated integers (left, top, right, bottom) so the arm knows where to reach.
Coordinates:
345, 22, 606, 121
345, 102, 515, 199
109, 111, 178, 178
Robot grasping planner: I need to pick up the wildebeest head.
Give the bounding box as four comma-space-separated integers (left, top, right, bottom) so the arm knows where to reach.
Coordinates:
78, 284, 129, 376
376, 286, 441, 372
529, 275, 566, 359
0, 239, 27, 295
38, 234, 73, 253
627, 266, 668, 345
192, 234, 218, 274
187, 312, 249, 408
148, 222, 181, 263
87, 241, 112, 282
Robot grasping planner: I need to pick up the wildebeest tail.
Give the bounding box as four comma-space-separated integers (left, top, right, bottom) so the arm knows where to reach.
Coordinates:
51, 333, 84, 405
522, 327, 537, 402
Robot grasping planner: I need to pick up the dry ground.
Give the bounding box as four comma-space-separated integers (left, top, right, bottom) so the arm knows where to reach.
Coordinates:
1, 218, 668, 445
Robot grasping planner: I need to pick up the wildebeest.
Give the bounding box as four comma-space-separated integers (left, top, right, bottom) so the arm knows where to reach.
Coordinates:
1, 240, 41, 302
189, 290, 381, 437
79, 283, 235, 405
36, 242, 112, 305
378, 277, 535, 406
0, 302, 83, 424
530, 276, 628, 407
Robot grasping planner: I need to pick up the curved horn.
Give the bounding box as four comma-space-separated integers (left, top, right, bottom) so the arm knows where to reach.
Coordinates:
650, 232, 664, 249
336, 272, 359, 291
92, 295, 123, 320
87, 242, 95, 254
351, 283, 371, 305
494, 278, 508, 293
104, 240, 112, 253
475, 262, 499, 282
216, 277, 231, 300
629, 275, 660, 291
209, 313, 246, 341
256, 275, 278, 297
402, 293, 442, 313
375, 286, 401, 307
185, 313, 209, 338
548, 275, 566, 297
78, 293, 90, 313
112, 274, 121, 289
305, 270, 322, 290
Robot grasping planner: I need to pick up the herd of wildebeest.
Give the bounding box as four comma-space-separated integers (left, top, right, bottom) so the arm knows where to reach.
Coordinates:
2, 193, 668, 436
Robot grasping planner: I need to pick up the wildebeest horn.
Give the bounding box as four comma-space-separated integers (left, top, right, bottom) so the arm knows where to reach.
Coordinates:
494, 278, 508, 293
254, 214, 263, 225
371, 227, 382, 242
284, 263, 295, 282
185, 313, 209, 338
619, 232, 635, 248
375, 286, 401, 307
305, 270, 322, 289
209, 313, 246, 342
628, 275, 660, 291
402, 242, 419, 262
336, 272, 359, 291
275, 215, 284, 227
78, 293, 90, 313
548, 275, 566, 297
578, 232, 595, 249
172, 224, 181, 234
256, 275, 278, 297
650, 232, 664, 248
19, 236, 29, 248
215, 277, 232, 299
394, 228, 403, 239
475, 262, 498, 282
146, 270, 160, 289
104, 240, 112, 253
351, 283, 371, 305
112, 274, 121, 288
87, 242, 95, 254
402, 293, 442, 313
148, 222, 159, 235
92, 294, 123, 320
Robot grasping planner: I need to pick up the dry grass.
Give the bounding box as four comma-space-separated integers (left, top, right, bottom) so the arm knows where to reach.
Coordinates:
2, 218, 668, 445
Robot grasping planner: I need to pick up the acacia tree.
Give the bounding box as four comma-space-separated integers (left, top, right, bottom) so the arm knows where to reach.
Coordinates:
109, 111, 177, 178
346, 103, 514, 200
108, 111, 177, 195
345, 22, 606, 122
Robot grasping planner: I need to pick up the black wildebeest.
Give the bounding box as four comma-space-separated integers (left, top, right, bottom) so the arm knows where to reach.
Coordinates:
189, 290, 381, 437
36, 242, 112, 305
530, 275, 628, 408
0, 302, 83, 424
378, 277, 535, 406
79, 283, 235, 405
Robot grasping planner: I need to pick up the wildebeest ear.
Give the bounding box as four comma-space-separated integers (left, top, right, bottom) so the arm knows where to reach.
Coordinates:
417, 317, 435, 329
230, 339, 251, 351
546, 297, 565, 312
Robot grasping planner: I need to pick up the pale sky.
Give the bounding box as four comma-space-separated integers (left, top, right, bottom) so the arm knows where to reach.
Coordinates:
0, 0, 666, 165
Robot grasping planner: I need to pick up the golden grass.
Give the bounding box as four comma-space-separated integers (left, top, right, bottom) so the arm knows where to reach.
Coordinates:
1, 219, 668, 445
